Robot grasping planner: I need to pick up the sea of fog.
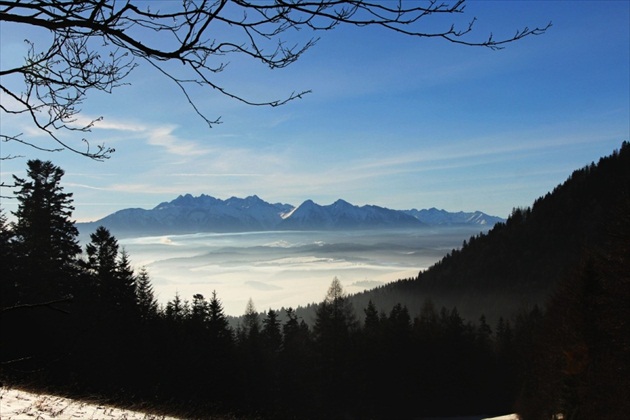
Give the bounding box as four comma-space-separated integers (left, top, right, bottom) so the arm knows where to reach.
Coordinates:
117, 226, 488, 316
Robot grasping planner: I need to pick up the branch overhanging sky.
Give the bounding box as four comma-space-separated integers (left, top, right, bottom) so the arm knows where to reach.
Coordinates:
1, 1, 628, 222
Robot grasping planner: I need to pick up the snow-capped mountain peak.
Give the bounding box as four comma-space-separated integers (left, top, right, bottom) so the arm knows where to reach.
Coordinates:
77, 194, 504, 236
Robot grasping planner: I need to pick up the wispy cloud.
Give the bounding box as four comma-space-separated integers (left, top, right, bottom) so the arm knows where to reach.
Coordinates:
145, 125, 210, 156
80, 115, 211, 157
173, 173, 261, 177
85, 118, 146, 132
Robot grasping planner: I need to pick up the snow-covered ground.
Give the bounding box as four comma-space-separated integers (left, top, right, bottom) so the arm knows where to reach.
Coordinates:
1, 387, 518, 420
0, 387, 179, 420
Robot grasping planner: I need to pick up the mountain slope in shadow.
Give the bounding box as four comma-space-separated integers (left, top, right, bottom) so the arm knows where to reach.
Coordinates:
352, 142, 630, 324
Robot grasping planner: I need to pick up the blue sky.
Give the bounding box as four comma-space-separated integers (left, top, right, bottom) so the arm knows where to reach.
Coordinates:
1, 1, 629, 222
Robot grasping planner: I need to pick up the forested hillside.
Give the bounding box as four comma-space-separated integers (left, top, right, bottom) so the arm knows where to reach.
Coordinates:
2, 143, 628, 419
352, 141, 630, 324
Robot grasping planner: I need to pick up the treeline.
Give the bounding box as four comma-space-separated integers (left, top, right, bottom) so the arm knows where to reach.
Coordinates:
353, 141, 630, 325
2, 144, 629, 419
1, 159, 531, 419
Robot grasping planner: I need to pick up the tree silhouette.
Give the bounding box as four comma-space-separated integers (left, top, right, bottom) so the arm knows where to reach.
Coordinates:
190, 293, 210, 326
207, 290, 232, 344
0, 211, 18, 307
115, 249, 137, 314
240, 298, 261, 342
83, 226, 119, 299
164, 292, 189, 323
363, 299, 381, 337
11, 159, 81, 302
2, 160, 83, 376
135, 267, 158, 322
82, 227, 136, 317
261, 308, 283, 355
1, 0, 550, 159
313, 277, 358, 416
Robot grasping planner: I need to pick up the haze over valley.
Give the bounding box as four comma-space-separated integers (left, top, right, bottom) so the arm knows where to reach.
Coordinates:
116, 226, 489, 316
80, 195, 500, 315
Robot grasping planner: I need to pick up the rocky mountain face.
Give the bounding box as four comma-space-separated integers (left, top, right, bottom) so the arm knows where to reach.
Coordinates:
278, 199, 424, 230
77, 194, 504, 236
403, 208, 505, 226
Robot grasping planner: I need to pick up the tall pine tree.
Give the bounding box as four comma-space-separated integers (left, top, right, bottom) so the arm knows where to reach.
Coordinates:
135, 267, 158, 321
11, 160, 82, 302
3, 160, 81, 376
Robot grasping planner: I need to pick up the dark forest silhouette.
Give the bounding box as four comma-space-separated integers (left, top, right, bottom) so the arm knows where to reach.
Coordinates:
2, 142, 629, 419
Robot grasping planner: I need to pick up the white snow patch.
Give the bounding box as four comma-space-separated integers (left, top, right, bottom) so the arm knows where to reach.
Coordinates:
0, 387, 180, 420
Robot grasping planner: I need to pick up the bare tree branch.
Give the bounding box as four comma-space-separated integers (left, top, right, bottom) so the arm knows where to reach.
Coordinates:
1, 297, 73, 314
0, 0, 551, 160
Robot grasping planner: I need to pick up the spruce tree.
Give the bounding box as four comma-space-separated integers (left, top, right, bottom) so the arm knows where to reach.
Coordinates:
261, 309, 282, 354
11, 160, 81, 301
241, 298, 261, 341
84, 226, 119, 290
115, 249, 138, 316
208, 291, 232, 343
85, 227, 117, 267
5, 161, 81, 377
363, 300, 380, 335
313, 278, 357, 415
165, 292, 188, 322
83, 227, 136, 315
135, 267, 158, 321
314, 277, 357, 343
191, 293, 210, 326
0, 211, 18, 307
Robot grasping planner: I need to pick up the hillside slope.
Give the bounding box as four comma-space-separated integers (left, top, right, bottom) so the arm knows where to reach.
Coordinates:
353, 142, 630, 323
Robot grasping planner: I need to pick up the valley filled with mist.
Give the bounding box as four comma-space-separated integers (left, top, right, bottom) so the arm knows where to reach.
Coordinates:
114, 226, 488, 316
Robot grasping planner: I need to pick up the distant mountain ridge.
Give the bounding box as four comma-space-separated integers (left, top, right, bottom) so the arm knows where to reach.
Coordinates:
77, 194, 504, 236
403, 207, 504, 226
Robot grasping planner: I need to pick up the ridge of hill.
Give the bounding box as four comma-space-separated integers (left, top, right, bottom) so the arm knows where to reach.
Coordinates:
350, 142, 630, 323
77, 196, 503, 236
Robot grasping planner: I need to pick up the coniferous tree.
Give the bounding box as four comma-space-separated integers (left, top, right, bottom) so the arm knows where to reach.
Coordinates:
237, 298, 267, 411
207, 290, 232, 343
241, 298, 261, 342
357, 300, 385, 417
82, 226, 118, 320
190, 293, 210, 326
261, 309, 282, 354
387, 303, 412, 341
80, 228, 140, 389
135, 267, 158, 321
517, 202, 630, 419
476, 314, 493, 348
279, 308, 314, 416
204, 291, 235, 407
83, 227, 136, 316
11, 159, 81, 301
258, 308, 284, 413
314, 277, 358, 343
281, 307, 311, 355
115, 249, 137, 316
363, 299, 380, 336
4, 160, 81, 379
84, 226, 119, 282
0, 211, 18, 308
164, 292, 188, 323
313, 277, 358, 416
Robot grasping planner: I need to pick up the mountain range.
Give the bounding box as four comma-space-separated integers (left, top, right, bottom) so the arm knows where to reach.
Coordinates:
77, 195, 504, 236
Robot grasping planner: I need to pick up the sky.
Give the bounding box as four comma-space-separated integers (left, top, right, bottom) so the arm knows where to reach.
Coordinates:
1, 1, 629, 223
